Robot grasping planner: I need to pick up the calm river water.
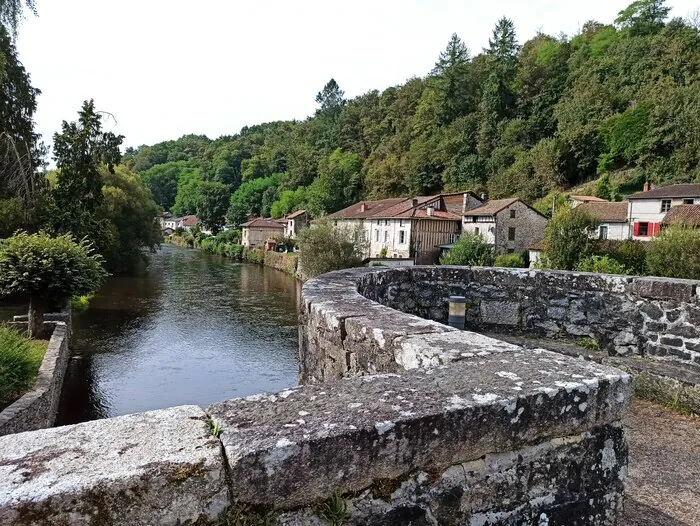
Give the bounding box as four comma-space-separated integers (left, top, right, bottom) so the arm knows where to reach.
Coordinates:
56, 245, 300, 425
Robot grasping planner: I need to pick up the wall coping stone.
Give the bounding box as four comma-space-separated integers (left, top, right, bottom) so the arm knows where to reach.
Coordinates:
0, 405, 228, 524
208, 350, 631, 510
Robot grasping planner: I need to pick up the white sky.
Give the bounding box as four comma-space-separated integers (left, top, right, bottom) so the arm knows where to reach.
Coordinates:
16, 0, 700, 152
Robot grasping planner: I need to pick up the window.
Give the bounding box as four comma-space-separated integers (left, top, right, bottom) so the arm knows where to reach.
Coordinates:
375, 230, 380, 242
474, 227, 480, 235
399, 231, 405, 244
661, 199, 671, 212
637, 222, 649, 236
599, 225, 608, 240
472, 216, 477, 223
384, 231, 389, 243
508, 227, 516, 241
683, 199, 695, 205
448, 233, 457, 244
399, 219, 404, 227
384, 220, 388, 226
510, 209, 516, 219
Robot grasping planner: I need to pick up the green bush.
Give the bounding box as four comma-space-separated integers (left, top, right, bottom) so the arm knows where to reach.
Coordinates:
494, 253, 526, 268
576, 255, 629, 275
0, 232, 108, 337
613, 239, 647, 275
0, 327, 47, 408
440, 232, 493, 266
298, 221, 367, 278
243, 248, 264, 264
70, 294, 93, 313
646, 225, 700, 280
543, 207, 599, 270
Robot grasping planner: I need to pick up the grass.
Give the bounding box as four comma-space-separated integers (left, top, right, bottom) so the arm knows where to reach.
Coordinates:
317, 492, 349, 526
0, 326, 48, 410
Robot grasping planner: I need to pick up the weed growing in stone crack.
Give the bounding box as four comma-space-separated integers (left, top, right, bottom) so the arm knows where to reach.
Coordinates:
208, 418, 222, 438
318, 492, 349, 525
577, 337, 600, 351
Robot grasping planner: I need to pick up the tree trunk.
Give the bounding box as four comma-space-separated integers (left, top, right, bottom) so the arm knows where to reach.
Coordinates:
28, 295, 46, 339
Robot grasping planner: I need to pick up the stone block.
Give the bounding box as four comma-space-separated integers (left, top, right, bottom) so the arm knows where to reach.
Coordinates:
208, 350, 632, 511
632, 277, 699, 302
0, 406, 228, 525
480, 300, 521, 326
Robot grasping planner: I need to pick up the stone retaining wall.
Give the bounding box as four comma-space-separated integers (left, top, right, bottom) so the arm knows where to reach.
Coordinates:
0, 267, 637, 525
355, 266, 700, 368
0, 321, 71, 436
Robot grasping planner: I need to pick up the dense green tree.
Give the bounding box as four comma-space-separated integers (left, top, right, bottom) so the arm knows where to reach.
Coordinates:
98, 166, 161, 273
196, 180, 230, 234
297, 220, 366, 278
0, 231, 107, 337
140, 161, 194, 210
615, 0, 670, 35
543, 207, 599, 270
0, 0, 36, 36
646, 224, 700, 279
226, 174, 283, 226
171, 167, 202, 216
306, 149, 361, 216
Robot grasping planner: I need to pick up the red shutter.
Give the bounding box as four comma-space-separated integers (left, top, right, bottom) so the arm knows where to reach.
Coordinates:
652, 223, 661, 236
633, 222, 640, 236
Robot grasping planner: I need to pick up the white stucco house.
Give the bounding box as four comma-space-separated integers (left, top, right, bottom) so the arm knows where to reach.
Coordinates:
283, 210, 308, 239
577, 201, 629, 240
627, 183, 700, 240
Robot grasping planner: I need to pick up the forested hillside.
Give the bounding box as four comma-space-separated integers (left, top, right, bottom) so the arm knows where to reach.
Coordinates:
126, 0, 700, 229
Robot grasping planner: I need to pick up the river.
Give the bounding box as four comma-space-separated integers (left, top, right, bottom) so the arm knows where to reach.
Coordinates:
56, 245, 301, 425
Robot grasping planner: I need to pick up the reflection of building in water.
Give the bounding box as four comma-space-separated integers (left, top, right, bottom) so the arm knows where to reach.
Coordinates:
238, 262, 301, 309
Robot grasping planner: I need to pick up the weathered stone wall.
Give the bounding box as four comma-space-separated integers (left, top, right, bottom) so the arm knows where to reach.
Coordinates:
354, 266, 700, 368
0, 320, 71, 436
0, 267, 637, 525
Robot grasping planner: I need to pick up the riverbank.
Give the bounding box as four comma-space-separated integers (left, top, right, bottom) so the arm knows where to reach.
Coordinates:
169, 234, 302, 280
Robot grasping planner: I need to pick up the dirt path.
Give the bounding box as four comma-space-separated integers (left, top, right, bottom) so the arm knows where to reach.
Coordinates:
622, 399, 700, 525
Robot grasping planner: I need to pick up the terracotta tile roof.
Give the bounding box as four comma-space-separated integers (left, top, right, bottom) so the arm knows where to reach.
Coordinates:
529, 241, 546, 251
285, 209, 307, 219
662, 205, 700, 227
570, 195, 608, 202
182, 215, 198, 227
411, 209, 461, 220
324, 198, 407, 220
463, 198, 519, 216
627, 184, 700, 200
374, 196, 439, 218
240, 218, 286, 229
578, 202, 629, 223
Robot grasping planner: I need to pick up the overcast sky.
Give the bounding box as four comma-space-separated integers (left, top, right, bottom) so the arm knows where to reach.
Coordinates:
16, 0, 700, 152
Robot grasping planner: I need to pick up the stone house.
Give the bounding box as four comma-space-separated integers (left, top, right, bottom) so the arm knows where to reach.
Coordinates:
181, 215, 199, 232
577, 201, 629, 240
627, 183, 700, 240
241, 218, 285, 249
283, 210, 308, 239
324, 194, 470, 264
462, 198, 548, 255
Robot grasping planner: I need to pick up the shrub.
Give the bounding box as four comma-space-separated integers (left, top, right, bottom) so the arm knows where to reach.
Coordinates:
0, 232, 108, 337
613, 239, 647, 275
646, 225, 700, 280
576, 255, 629, 275
543, 207, 599, 270
494, 253, 525, 268
0, 327, 47, 408
440, 232, 493, 266
70, 294, 93, 313
298, 221, 367, 278
243, 248, 264, 264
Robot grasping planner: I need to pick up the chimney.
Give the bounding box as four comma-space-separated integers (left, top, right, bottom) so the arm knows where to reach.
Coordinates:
412, 198, 418, 208
481, 192, 487, 201
359, 202, 366, 212
643, 181, 649, 192
427, 206, 434, 217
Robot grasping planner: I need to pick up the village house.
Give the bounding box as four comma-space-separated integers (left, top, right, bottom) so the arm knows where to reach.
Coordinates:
577, 201, 630, 240
661, 204, 700, 229
462, 198, 548, 255
241, 218, 285, 248
627, 183, 700, 240
283, 210, 308, 239
324, 193, 472, 264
